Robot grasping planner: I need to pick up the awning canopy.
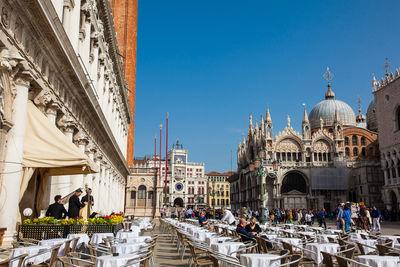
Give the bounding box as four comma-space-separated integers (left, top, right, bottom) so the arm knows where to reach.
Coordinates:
22, 101, 99, 175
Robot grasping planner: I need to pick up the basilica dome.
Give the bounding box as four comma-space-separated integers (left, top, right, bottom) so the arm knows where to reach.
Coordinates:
366, 99, 377, 132
309, 85, 356, 129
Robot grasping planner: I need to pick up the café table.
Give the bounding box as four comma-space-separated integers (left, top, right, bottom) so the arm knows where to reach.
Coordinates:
95, 254, 141, 267
275, 238, 302, 252
123, 236, 152, 243
298, 231, 316, 237
358, 255, 400, 267
9, 245, 51, 267
116, 230, 139, 239
90, 233, 114, 244
195, 231, 216, 242
38, 238, 67, 256
240, 253, 282, 267
206, 236, 231, 246
305, 243, 340, 264
111, 242, 147, 254
210, 242, 244, 257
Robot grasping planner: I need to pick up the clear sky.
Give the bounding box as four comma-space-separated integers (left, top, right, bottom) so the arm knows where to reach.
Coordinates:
134, 0, 400, 172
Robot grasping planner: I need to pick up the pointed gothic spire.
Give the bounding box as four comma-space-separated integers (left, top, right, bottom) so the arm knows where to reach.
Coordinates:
302, 104, 309, 123
249, 113, 253, 129
334, 108, 340, 123
384, 57, 390, 78
265, 107, 272, 123
287, 115, 291, 128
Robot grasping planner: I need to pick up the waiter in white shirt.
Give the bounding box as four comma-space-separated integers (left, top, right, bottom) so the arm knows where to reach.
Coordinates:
220, 207, 236, 225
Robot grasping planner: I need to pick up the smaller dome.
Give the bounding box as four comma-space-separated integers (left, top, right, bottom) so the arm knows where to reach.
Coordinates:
366, 100, 377, 131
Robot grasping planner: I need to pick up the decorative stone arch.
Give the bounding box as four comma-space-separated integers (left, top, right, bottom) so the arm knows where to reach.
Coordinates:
392, 104, 400, 132
275, 135, 304, 151
279, 170, 309, 192
390, 190, 399, 212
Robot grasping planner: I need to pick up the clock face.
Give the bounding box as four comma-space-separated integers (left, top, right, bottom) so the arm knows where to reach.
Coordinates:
174, 155, 186, 164
175, 183, 183, 191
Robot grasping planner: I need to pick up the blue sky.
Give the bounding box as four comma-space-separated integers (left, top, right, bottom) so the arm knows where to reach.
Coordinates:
134, 0, 400, 172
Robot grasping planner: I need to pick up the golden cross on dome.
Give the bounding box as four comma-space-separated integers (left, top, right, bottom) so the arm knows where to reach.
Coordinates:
323, 67, 334, 83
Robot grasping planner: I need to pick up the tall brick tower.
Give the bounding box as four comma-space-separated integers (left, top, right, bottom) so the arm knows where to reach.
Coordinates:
110, 0, 138, 167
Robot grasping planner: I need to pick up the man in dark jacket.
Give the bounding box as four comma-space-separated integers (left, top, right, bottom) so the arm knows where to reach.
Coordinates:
81, 188, 94, 205
68, 189, 87, 218
45, 195, 67, 219
236, 218, 256, 242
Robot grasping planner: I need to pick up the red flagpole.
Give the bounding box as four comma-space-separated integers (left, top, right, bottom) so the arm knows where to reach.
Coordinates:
159, 124, 162, 186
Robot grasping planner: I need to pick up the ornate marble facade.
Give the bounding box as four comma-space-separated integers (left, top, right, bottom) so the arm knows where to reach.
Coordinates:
0, 0, 132, 242
231, 71, 383, 212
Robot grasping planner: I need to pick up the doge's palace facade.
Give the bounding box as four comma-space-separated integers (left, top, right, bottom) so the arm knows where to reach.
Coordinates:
0, 0, 132, 242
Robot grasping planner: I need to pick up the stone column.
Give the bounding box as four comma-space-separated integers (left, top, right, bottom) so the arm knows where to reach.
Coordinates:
71, 131, 88, 190
92, 152, 102, 212
0, 71, 32, 243
98, 161, 106, 214
104, 167, 110, 214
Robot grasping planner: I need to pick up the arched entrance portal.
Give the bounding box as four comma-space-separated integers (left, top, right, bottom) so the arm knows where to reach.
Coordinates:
281, 171, 308, 209
390, 191, 398, 212
173, 197, 184, 207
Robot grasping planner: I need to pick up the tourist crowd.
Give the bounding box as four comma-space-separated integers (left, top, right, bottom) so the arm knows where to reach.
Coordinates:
161, 201, 387, 233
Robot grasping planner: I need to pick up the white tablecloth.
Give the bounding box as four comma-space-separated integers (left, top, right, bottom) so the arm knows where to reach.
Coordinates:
358, 255, 400, 267
95, 254, 140, 267
325, 229, 342, 234
9, 246, 51, 267
275, 238, 302, 252
116, 231, 139, 239
123, 236, 152, 243
38, 238, 67, 256
90, 233, 114, 244
210, 242, 244, 257
67, 233, 90, 247
305, 243, 339, 264
111, 242, 146, 254
240, 253, 281, 267
317, 234, 338, 243
195, 231, 216, 242
129, 226, 142, 233
206, 236, 231, 246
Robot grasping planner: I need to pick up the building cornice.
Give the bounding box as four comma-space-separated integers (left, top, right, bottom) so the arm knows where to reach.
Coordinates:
14, 0, 130, 177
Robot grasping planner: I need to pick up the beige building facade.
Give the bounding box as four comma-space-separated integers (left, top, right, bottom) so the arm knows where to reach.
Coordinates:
0, 0, 132, 243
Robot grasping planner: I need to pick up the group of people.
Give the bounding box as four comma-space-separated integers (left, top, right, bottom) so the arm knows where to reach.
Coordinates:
45, 188, 93, 219
336, 203, 381, 232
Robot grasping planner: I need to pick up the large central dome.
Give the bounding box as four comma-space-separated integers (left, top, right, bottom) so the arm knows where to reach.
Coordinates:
309, 84, 356, 129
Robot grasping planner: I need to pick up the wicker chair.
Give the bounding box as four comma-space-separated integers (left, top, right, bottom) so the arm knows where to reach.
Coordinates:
23, 244, 62, 267
70, 237, 81, 252
0, 258, 9, 267
58, 256, 95, 267
321, 251, 336, 267
277, 254, 302, 267
356, 242, 376, 255
187, 242, 217, 267
62, 239, 74, 256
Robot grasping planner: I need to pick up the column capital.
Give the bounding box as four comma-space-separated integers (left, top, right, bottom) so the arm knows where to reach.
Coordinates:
14, 71, 33, 87
73, 130, 89, 146
57, 113, 76, 133
85, 141, 96, 154
34, 89, 53, 112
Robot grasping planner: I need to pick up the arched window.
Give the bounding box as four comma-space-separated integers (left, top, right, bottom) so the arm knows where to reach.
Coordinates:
345, 137, 349, 146
361, 147, 366, 157
353, 147, 358, 156
396, 107, 400, 131
361, 137, 366, 146
352, 135, 358, 146
138, 185, 146, 199
345, 147, 350, 157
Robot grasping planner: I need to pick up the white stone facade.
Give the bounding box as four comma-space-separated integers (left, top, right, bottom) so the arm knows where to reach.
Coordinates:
0, 0, 131, 242
146, 140, 207, 209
